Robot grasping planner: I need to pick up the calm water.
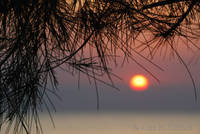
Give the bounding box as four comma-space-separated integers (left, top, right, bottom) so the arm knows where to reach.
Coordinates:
27, 111, 200, 134
2, 111, 200, 134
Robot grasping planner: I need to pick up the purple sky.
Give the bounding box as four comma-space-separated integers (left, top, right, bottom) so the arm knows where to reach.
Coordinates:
45, 37, 200, 111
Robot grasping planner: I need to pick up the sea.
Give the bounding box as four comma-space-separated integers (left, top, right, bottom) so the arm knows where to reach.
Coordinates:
10, 110, 199, 134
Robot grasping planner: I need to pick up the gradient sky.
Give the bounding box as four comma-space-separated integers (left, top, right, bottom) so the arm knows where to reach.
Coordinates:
46, 37, 200, 112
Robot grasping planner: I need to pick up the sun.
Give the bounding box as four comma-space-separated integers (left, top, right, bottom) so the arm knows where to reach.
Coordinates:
130, 75, 148, 91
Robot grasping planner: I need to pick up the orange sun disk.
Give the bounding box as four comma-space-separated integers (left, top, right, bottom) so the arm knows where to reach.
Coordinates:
130, 75, 148, 91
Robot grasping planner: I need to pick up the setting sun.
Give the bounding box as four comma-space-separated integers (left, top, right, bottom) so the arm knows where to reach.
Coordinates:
130, 75, 148, 91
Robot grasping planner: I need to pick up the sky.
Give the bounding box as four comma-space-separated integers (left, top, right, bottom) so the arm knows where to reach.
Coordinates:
45, 38, 200, 112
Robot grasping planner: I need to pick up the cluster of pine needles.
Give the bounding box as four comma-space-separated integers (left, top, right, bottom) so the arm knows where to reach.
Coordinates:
0, 0, 200, 133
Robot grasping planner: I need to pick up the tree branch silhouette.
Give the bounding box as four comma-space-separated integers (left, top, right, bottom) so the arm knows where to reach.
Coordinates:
0, 0, 200, 133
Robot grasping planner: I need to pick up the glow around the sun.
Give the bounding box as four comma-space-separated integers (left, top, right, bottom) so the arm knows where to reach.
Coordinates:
130, 75, 148, 91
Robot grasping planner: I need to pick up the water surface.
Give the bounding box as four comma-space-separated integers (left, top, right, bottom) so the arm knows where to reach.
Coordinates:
38, 111, 200, 134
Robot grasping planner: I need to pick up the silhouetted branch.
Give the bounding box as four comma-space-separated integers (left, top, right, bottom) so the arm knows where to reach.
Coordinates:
0, 0, 200, 133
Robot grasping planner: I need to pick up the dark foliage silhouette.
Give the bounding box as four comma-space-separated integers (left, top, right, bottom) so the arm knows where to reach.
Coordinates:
0, 0, 200, 133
